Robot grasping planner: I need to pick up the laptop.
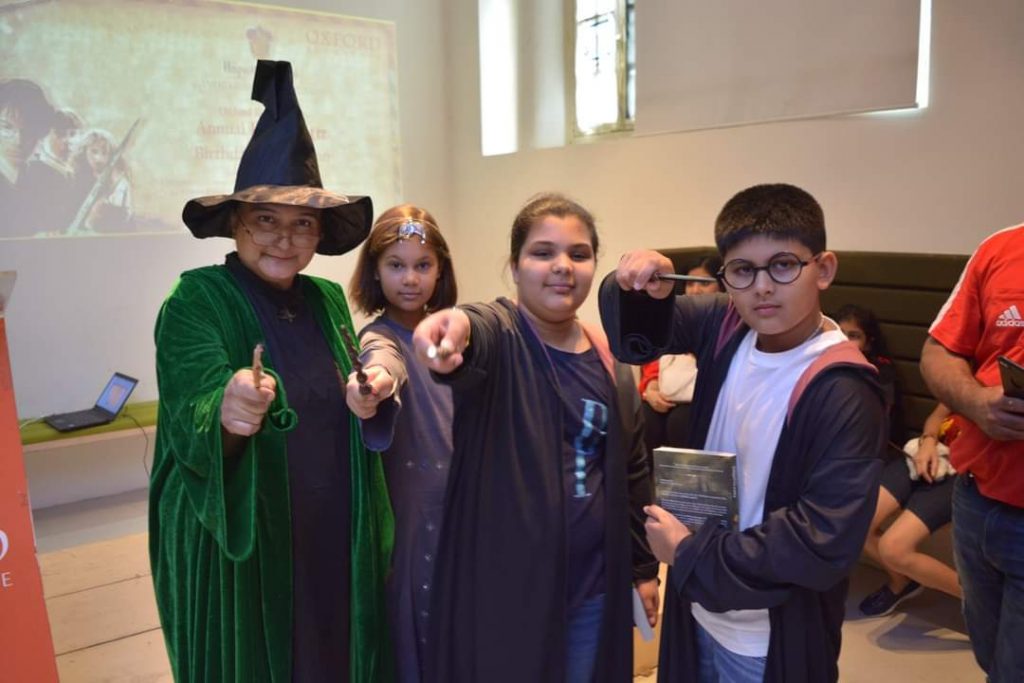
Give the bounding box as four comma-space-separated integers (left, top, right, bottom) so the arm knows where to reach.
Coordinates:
44, 372, 139, 432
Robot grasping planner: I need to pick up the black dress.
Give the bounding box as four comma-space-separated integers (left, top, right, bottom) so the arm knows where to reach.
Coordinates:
227, 254, 351, 681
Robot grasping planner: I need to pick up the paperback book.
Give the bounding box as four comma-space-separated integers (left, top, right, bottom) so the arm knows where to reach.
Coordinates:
653, 446, 738, 531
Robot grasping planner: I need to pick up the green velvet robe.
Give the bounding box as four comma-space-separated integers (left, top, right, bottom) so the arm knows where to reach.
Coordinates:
150, 265, 394, 682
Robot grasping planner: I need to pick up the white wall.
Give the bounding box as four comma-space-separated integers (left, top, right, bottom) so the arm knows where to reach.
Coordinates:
9, 0, 1024, 418
443, 0, 1024, 327
24, 429, 155, 508
5, 0, 452, 418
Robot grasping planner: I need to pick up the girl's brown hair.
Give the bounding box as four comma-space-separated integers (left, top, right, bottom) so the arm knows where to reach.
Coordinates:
349, 204, 458, 316
509, 192, 598, 267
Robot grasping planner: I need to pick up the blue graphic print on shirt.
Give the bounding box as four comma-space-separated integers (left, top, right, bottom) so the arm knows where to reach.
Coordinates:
573, 399, 609, 498
549, 345, 612, 610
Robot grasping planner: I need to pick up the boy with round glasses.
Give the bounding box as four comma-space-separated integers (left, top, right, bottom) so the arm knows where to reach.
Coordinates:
600, 183, 886, 682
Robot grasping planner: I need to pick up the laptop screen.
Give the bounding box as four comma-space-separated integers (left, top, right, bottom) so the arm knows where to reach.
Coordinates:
95, 373, 139, 415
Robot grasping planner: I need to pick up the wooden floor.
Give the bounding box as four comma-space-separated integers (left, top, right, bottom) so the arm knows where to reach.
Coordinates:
38, 528, 982, 682
37, 531, 658, 682
40, 532, 173, 682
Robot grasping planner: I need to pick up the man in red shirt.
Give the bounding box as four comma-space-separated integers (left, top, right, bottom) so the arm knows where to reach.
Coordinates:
921, 223, 1024, 682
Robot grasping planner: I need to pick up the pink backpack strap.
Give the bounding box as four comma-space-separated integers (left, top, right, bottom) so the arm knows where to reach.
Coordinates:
713, 303, 746, 360
787, 340, 877, 422
580, 320, 616, 379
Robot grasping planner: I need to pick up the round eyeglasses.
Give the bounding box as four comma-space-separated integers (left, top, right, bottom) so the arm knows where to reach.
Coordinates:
240, 218, 321, 249
717, 253, 819, 290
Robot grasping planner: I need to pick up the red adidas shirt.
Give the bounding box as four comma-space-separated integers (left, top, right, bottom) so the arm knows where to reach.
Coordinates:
930, 224, 1024, 507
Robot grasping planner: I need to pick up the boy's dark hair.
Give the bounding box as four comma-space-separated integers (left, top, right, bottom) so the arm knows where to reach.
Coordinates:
52, 109, 83, 135
834, 303, 890, 360
0, 79, 55, 158
509, 192, 598, 266
714, 183, 826, 257
349, 204, 458, 316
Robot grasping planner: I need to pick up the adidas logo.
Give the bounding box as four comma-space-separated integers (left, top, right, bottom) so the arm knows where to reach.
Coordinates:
996, 305, 1024, 327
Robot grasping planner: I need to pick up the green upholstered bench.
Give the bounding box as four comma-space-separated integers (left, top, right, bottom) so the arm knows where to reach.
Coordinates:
20, 401, 159, 509
20, 400, 159, 447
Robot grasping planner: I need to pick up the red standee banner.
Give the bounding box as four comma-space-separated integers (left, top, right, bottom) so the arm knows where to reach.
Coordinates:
0, 316, 59, 681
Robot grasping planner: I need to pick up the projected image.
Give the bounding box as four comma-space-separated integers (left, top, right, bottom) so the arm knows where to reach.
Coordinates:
0, 0, 400, 240
8, 103, 137, 237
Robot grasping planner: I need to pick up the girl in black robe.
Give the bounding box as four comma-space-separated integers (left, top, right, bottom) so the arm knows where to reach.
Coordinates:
411, 193, 659, 683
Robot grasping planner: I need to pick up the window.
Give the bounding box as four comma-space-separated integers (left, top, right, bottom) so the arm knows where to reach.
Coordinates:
572, 0, 634, 137
633, 0, 928, 136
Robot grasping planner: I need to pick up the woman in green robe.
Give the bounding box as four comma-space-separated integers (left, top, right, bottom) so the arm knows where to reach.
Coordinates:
150, 60, 396, 682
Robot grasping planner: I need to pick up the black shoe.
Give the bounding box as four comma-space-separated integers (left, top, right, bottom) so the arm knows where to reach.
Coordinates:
858, 581, 923, 617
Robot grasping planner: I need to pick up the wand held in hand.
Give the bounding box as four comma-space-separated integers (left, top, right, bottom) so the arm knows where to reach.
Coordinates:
341, 328, 372, 395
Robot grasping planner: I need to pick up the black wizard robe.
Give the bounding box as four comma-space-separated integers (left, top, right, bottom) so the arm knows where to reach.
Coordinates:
424, 298, 658, 683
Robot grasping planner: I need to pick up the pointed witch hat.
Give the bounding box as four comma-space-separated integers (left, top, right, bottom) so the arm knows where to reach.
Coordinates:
182, 60, 372, 255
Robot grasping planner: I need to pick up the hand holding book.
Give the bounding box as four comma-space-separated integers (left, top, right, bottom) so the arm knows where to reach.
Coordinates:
643, 504, 693, 566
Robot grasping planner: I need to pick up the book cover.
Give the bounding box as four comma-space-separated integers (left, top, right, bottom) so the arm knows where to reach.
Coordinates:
653, 446, 738, 531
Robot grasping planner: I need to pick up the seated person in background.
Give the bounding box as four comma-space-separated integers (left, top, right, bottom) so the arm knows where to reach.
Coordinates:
638, 255, 723, 452
835, 304, 907, 446
859, 402, 962, 616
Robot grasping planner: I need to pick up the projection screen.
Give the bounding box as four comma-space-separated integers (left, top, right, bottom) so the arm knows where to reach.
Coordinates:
0, 0, 401, 240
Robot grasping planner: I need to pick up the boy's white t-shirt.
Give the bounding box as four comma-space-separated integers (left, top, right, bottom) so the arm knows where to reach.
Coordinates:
690, 323, 847, 657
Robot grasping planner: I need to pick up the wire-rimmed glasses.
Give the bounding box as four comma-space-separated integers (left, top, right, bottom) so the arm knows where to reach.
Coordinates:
239, 217, 321, 249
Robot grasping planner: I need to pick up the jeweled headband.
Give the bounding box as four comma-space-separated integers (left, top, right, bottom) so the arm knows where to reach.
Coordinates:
397, 218, 427, 244
376, 215, 439, 245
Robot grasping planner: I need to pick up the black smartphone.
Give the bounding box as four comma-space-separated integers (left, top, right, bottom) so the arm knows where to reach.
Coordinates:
997, 355, 1024, 399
